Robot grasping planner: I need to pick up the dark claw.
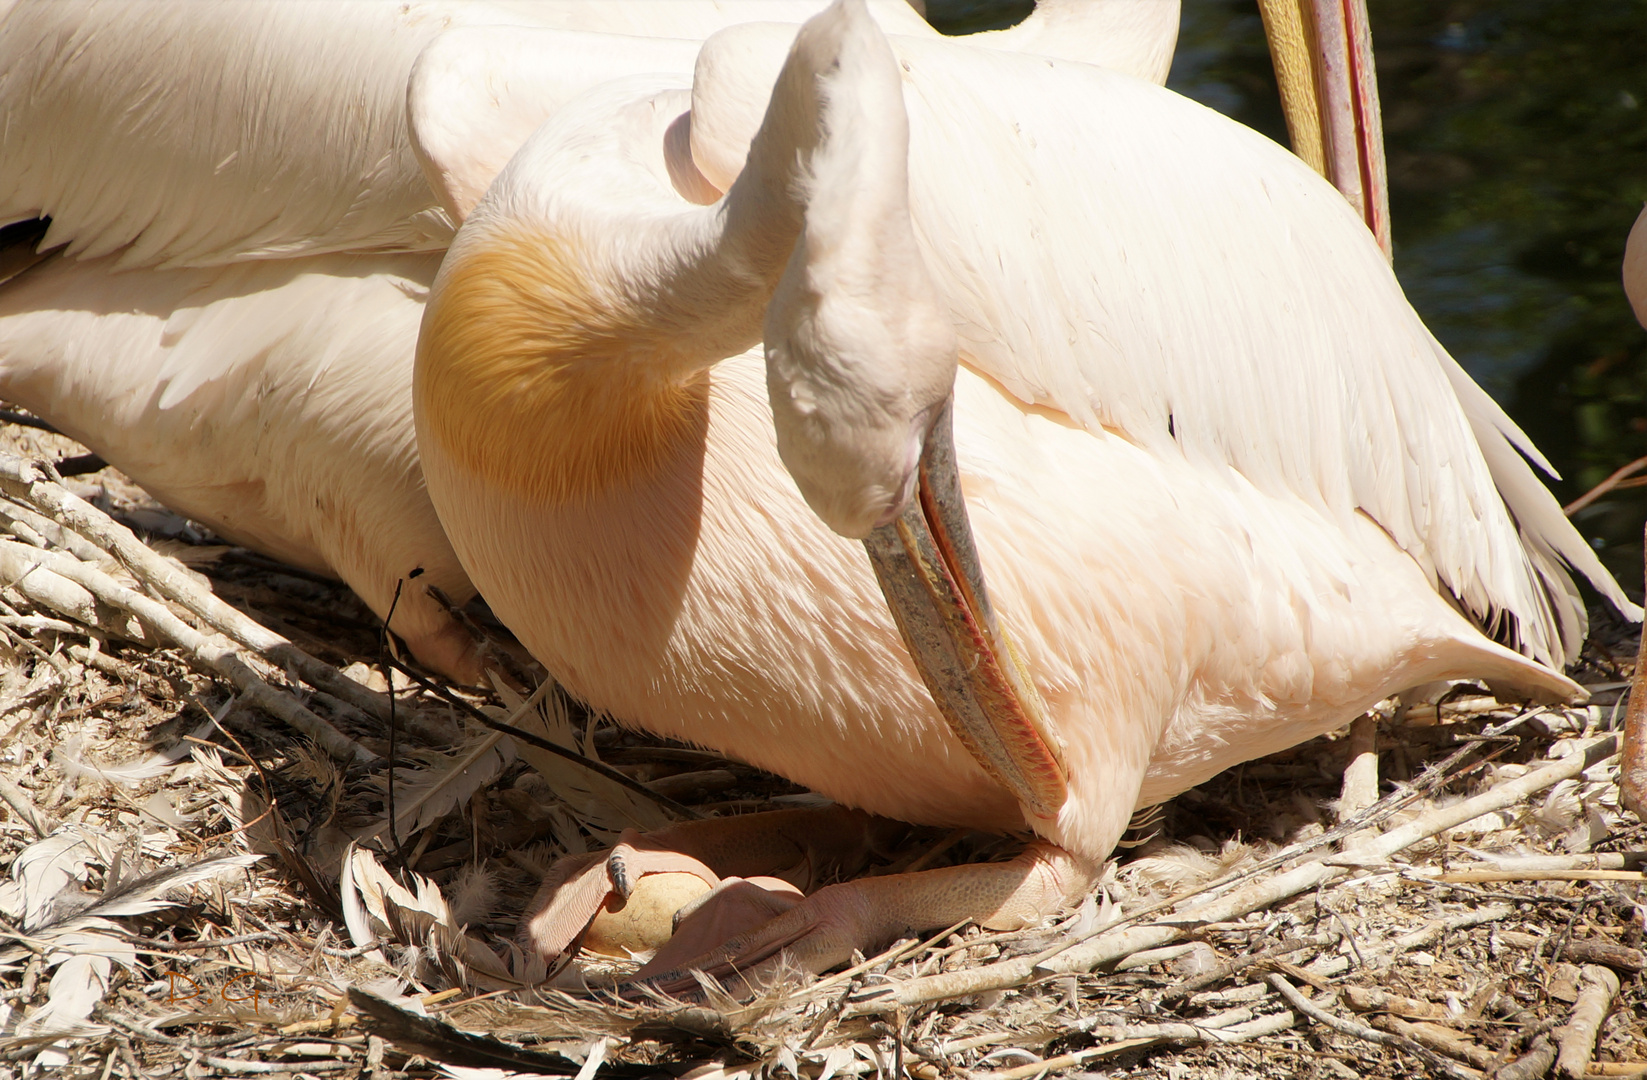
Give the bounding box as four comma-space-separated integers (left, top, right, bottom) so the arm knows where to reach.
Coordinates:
608, 848, 633, 899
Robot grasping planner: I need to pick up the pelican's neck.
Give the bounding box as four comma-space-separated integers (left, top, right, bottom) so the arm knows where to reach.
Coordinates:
415, 5, 891, 506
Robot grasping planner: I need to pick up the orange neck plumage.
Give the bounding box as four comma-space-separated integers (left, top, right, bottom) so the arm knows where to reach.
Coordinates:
417, 229, 707, 503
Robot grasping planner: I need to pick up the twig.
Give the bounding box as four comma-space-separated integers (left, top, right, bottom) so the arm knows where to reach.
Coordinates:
196, 1057, 355, 1075
1265, 974, 1482, 1079
1350, 904, 1513, 976
0, 773, 53, 839
846, 736, 1614, 1015
971, 1040, 1156, 1079
1431, 869, 1644, 883
0, 453, 397, 724
1564, 454, 1647, 515
0, 409, 56, 434
1450, 854, 1646, 872
1555, 965, 1621, 1080
1372, 1015, 1498, 1071
1160, 933, 1338, 1002
1495, 931, 1645, 974
1342, 986, 1450, 1019
1498, 1034, 1557, 1080
9, 540, 372, 762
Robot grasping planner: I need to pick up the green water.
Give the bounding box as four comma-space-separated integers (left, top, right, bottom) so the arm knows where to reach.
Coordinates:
928, 0, 1647, 595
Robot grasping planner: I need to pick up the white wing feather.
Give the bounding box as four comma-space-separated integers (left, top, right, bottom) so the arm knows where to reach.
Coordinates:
688, 27, 1631, 667
0, 0, 932, 271
0, 252, 467, 624
894, 43, 1633, 663
0, 0, 496, 267
409, 29, 705, 222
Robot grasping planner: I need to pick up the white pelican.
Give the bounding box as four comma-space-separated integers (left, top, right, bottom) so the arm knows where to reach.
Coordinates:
412, 0, 1635, 979
0, 0, 940, 678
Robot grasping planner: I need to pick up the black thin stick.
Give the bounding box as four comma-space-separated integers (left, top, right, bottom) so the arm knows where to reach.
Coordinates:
379, 655, 703, 821
381, 575, 411, 870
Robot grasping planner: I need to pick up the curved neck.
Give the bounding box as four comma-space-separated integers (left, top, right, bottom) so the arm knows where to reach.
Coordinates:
416, 0, 907, 506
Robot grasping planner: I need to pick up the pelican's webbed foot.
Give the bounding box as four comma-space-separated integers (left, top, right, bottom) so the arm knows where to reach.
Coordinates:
634, 844, 1096, 996
518, 806, 899, 966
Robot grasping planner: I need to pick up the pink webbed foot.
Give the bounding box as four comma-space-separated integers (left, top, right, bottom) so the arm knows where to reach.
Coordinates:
519, 807, 901, 967
635, 876, 804, 979
636, 844, 1097, 997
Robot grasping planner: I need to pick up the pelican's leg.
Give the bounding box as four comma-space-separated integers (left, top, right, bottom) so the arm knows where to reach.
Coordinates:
634, 843, 1096, 994
519, 806, 906, 964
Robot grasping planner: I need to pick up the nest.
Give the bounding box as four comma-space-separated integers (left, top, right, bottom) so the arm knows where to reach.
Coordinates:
0, 417, 1642, 1080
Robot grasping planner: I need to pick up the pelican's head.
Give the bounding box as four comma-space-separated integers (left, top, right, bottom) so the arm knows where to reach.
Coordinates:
763, 200, 957, 539
759, 0, 956, 540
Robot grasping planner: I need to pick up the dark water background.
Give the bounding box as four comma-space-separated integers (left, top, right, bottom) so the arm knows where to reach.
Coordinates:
926, 0, 1647, 596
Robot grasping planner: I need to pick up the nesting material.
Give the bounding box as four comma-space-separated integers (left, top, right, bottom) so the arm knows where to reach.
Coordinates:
0, 421, 1641, 1079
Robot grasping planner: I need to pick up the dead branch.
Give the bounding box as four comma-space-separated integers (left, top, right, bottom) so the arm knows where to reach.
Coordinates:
1265, 974, 1482, 1079
1372, 1015, 1498, 1071
1555, 966, 1621, 1080
6, 538, 371, 762
1342, 986, 1450, 1020
1159, 933, 1339, 1002
845, 734, 1614, 1016
0, 453, 397, 724
1565, 455, 1647, 515
1498, 1034, 1557, 1080
1496, 931, 1645, 974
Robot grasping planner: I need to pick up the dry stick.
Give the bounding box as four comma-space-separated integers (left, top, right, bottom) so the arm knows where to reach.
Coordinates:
1495, 931, 1644, 975
0, 774, 52, 839
0, 540, 149, 643
1160, 933, 1339, 1002
1499, 1034, 1559, 1080
0, 454, 396, 725
1555, 965, 1621, 1080
1454, 854, 1647, 873
1341, 986, 1450, 1020
973, 1040, 1156, 1080
968, 1012, 1304, 1080
0, 499, 108, 563
1432, 870, 1645, 884
845, 735, 1618, 1016
10, 539, 372, 763
1372, 1015, 1498, 1072
1265, 974, 1482, 1080
1563, 454, 1647, 515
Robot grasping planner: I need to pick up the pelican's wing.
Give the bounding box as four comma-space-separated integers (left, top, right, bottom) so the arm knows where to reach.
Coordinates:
895, 42, 1634, 665
0, 251, 463, 613
0, 0, 544, 269
408, 30, 706, 223
406, 2, 934, 224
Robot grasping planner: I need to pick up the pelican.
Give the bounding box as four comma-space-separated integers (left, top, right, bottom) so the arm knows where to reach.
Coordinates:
412, 0, 1636, 980
0, 0, 943, 679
